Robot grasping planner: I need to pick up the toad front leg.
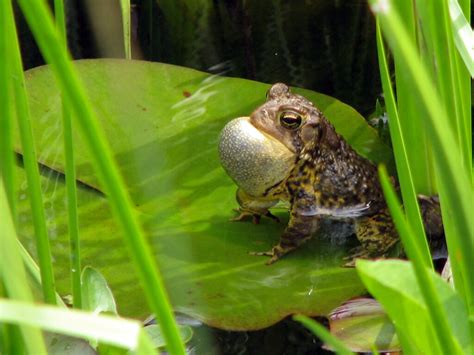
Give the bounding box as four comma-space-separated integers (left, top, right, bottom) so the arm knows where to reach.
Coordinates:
232, 188, 280, 224
250, 211, 320, 265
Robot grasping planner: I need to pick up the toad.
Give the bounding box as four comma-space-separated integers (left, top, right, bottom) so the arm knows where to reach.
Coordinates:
218, 83, 442, 265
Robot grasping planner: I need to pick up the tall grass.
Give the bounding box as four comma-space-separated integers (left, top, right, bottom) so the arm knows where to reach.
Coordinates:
357, 0, 472, 352
297, 0, 472, 352
370, 0, 473, 311
0, 0, 185, 353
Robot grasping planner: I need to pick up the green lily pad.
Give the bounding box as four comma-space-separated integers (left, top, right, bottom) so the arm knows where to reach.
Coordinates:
17, 59, 393, 330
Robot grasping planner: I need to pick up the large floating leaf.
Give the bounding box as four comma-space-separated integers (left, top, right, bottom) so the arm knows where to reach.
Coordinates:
17, 59, 393, 330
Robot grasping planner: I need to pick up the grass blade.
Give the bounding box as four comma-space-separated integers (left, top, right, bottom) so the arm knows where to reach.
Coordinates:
18, 241, 66, 307
391, 0, 434, 193
376, 165, 462, 354
0, 178, 47, 353
449, 0, 473, 172
375, 19, 432, 268
0, 299, 156, 353
417, 0, 470, 173
15, 1, 186, 353
54, 0, 82, 310
370, 0, 474, 312
0, 0, 16, 216
120, 0, 131, 59
449, 0, 474, 77
4, 0, 56, 305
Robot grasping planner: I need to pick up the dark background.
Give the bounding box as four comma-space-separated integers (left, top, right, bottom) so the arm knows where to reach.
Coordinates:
16, 0, 382, 116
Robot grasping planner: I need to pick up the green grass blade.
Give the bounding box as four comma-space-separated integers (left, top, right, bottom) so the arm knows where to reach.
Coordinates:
375, 19, 432, 268
293, 315, 354, 355
18, 241, 66, 307
15, 1, 186, 353
391, 0, 434, 193
54, 0, 82, 310
119, 0, 131, 59
4, 0, 56, 305
376, 166, 462, 354
63, 100, 82, 310
53, 0, 66, 43
370, 0, 474, 312
0, 284, 25, 354
0, 179, 47, 353
449, 0, 474, 77
0, 0, 16, 217
0, 299, 156, 353
417, 0, 469, 173
450, 0, 473, 173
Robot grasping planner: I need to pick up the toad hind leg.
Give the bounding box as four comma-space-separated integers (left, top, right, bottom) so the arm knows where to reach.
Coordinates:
250, 213, 320, 265
345, 210, 399, 267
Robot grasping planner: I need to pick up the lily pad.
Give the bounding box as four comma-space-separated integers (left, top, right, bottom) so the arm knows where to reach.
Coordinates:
17, 59, 393, 330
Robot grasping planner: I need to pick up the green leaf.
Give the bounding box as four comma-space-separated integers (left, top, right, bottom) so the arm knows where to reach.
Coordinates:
328, 298, 400, 352
81, 266, 118, 315
17, 59, 393, 330
356, 259, 471, 353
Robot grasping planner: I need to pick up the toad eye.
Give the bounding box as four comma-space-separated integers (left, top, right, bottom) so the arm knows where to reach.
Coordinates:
279, 111, 303, 130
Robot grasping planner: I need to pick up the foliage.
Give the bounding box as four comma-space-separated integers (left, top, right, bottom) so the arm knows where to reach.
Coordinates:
353, 0, 473, 353
1, 0, 472, 353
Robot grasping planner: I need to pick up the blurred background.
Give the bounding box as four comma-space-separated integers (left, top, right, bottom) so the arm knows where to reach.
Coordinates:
15, 0, 384, 116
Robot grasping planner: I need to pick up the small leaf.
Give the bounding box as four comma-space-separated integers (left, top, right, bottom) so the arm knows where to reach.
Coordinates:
45, 333, 96, 355
81, 266, 117, 315
328, 298, 400, 352
143, 324, 193, 350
